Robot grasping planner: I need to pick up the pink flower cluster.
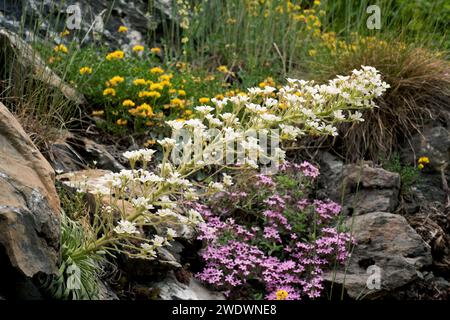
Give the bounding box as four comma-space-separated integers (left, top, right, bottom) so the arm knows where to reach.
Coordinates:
196, 161, 353, 300
280, 160, 320, 179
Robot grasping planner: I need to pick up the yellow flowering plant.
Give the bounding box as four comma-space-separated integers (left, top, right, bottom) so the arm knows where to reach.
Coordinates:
42, 42, 246, 136
40, 22, 281, 138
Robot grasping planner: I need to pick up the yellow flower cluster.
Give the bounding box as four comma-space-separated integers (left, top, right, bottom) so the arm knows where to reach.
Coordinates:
92, 110, 104, 117
150, 47, 161, 54
103, 88, 116, 96
150, 67, 164, 74
96, 61, 197, 126
116, 118, 128, 126
243, 0, 322, 32
54, 44, 68, 54
92, 28, 239, 131
133, 45, 144, 52
170, 98, 185, 107
122, 99, 135, 108
79, 66, 93, 75
217, 65, 229, 73
259, 76, 276, 88
133, 78, 147, 86
139, 91, 161, 99
418, 156, 430, 170
320, 32, 391, 56
129, 103, 154, 118
275, 290, 289, 300
106, 50, 125, 60
107, 76, 125, 86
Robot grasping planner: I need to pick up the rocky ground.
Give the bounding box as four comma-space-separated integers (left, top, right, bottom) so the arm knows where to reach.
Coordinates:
0, 1, 449, 300
2, 85, 448, 300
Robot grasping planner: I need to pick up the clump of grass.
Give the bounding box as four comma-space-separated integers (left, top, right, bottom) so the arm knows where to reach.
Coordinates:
159, 0, 325, 79
310, 38, 450, 162
0, 32, 81, 150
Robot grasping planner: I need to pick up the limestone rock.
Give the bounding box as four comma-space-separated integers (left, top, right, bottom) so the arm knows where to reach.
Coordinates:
0, 1, 173, 48
97, 281, 119, 300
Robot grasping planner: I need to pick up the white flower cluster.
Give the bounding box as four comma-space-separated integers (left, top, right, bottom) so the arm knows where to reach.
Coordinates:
123, 148, 156, 162
114, 220, 139, 235
100, 143, 229, 260
140, 231, 176, 259
163, 66, 389, 167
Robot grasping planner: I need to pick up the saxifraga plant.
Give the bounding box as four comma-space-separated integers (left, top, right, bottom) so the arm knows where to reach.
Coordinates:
48, 211, 106, 300
41, 187, 109, 300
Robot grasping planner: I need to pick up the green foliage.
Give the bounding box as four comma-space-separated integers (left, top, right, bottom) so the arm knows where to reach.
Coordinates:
159, 0, 325, 78
383, 153, 419, 194
275, 173, 309, 199
45, 212, 105, 300
322, 0, 449, 49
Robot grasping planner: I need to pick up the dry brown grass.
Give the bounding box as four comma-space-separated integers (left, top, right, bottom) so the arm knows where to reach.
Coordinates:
312, 42, 450, 162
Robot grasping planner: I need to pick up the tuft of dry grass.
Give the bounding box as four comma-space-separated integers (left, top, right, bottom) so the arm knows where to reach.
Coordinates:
311, 42, 450, 162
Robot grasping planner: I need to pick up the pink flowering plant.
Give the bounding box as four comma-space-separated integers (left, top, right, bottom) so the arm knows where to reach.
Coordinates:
195, 161, 354, 300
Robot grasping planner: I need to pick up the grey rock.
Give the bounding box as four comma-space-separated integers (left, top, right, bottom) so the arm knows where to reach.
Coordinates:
97, 281, 119, 300
401, 124, 450, 172
318, 152, 401, 215
388, 272, 450, 300
0, 102, 61, 299
120, 255, 171, 280
157, 247, 182, 269
345, 189, 399, 215
342, 165, 401, 190
155, 272, 225, 300
324, 212, 432, 299
47, 132, 125, 173
118, 242, 186, 281
0, 0, 174, 48
411, 173, 448, 205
